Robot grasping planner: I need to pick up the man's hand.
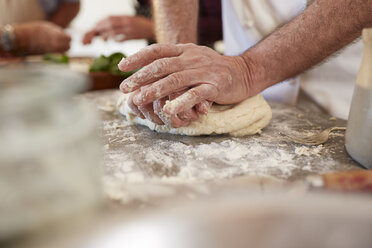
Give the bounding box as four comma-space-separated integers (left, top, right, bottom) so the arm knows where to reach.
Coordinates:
14, 21, 71, 54
82, 15, 154, 44
117, 0, 372, 128
118, 43, 261, 126
126, 89, 203, 128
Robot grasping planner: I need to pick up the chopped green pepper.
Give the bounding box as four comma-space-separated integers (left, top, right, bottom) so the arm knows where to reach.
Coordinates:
42, 53, 69, 64
90, 52, 136, 78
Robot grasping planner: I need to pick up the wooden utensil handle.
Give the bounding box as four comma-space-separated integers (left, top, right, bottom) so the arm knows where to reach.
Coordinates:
322, 170, 372, 192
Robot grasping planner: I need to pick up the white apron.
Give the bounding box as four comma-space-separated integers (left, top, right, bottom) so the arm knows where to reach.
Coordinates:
222, 0, 306, 105
300, 41, 363, 120
0, 0, 45, 26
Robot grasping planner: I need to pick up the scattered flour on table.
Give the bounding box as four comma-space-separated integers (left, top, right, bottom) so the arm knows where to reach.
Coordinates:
93, 93, 345, 204
295, 145, 323, 157
97, 100, 116, 112
102, 118, 336, 184
99, 107, 339, 204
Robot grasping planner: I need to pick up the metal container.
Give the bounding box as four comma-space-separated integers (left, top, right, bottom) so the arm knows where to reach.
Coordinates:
0, 65, 102, 240
345, 29, 372, 169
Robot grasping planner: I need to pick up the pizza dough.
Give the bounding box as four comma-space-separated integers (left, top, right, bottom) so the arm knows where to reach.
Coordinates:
117, 93, 272, 136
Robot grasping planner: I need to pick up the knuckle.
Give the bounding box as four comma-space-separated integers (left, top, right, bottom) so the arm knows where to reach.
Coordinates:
128, 101, 140, 115
184, 43, 196, 49
218, 66, 230, 75
171, 116, 186, 128
168, 73, 184, 90
190, 55, 208, 65
153, 100, 163, 115
150, 44, 163, 54
126, 17, 134, 25
189, 89, 202, 101
138, 106, 151, 118
137, 105, 146, 112
152, 59, 169, 75
141, 44, 156, 54
153, 103, 161, 114
199, 46, 211, 53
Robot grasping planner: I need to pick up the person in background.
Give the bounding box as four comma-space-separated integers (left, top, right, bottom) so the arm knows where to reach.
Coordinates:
82, 0, 222, 47
0, 0, 80, 56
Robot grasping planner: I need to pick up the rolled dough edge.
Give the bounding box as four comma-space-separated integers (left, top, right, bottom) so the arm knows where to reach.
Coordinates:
117, 94, 272, 137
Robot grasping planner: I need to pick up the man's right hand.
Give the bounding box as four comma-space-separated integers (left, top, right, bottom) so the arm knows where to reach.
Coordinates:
14, 21, 71, 54
119, 43, 262, 127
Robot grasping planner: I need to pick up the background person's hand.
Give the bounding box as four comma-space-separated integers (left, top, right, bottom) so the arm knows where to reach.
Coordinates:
82, 15, 154, 44
14, 21, 71, 54
119, 43, 261, 127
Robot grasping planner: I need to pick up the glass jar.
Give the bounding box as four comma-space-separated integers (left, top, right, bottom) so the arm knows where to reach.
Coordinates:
345, 29, 372, 169
0, 65, 102, 240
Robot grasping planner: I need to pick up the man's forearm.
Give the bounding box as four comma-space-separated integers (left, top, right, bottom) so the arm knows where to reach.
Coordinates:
152, 0, 198, 43
243, 0, 372, 93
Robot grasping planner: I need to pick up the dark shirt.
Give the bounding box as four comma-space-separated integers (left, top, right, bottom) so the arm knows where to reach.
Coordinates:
39, 0, 79, 17
136, 0, 222, 46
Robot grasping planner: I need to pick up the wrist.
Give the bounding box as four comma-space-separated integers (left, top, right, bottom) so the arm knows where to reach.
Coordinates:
13, 25, 29, 52
238, 50, 268, 97
1, 24, 16, 52
145, 20, 155, 40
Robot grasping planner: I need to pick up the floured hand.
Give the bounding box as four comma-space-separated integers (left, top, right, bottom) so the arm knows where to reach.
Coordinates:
119, 43, 259, 127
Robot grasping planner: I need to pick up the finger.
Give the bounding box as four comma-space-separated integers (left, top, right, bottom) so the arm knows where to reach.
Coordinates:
115, 34, 129, 42
82, 29, 97, 44
94, 19, 113, 32
128, 69, 204, 105
60, 33, 72, 43
101, 29, 127, 41
119, 57, 182, 93
55, 34, 71, 52
163, 84, 218, 115
177, 109, 199, 122
57, 43, 70, 52
138, 104, 164, 125
195, 100, 212, 114
102, 32, 110, 41
55, 39, 70, 52
118, 44, 182, 71
128, 91, 145, 119
168, 92, 197, 126
95, 16, 126, 32
153, 97, 189, 128
153, 97, 168, 123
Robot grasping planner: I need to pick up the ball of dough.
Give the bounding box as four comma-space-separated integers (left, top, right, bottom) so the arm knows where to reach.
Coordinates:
117, 93, 272, 136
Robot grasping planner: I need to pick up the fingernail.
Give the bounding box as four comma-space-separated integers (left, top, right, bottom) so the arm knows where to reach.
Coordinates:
164, 100, 179, 115
119, 82, 128, 93
118, 58, 128, 70
120, 79, 138, 93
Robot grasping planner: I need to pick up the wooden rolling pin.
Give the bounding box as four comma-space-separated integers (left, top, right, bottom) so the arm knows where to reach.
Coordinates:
307, 170, 372, 193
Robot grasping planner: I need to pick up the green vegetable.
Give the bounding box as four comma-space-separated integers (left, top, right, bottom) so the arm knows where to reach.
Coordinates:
90, 55, 111, 72
90, 52, 136, 78
42, 53, 69, 64
109, 52, 126, 64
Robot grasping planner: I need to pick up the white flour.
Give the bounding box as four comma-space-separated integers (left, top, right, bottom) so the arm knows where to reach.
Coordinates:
96, 95, 345, 204
295, 145, 324, 157
102, 117, 339, 183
